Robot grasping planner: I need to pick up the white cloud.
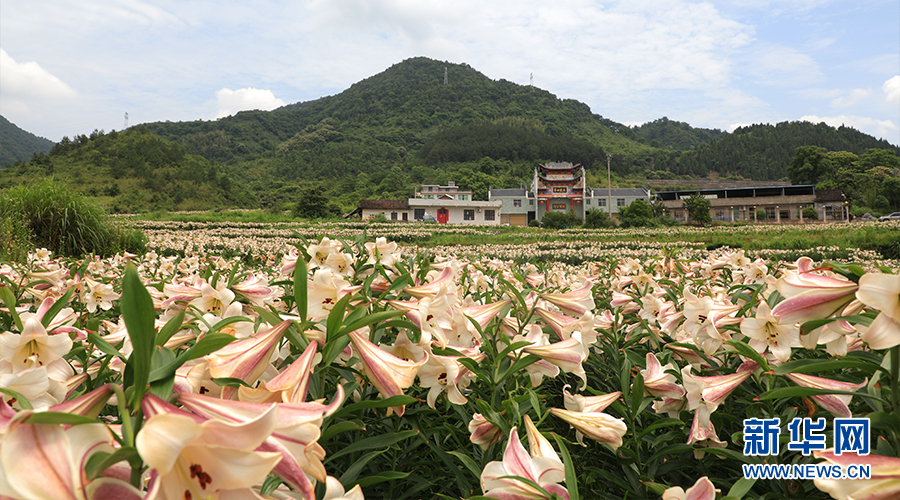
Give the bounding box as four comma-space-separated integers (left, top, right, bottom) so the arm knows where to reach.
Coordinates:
800, 114, 898, 144
215, 88, 286, 118
0, 48, 77, 101
744, 44, 824, 86
885, 75, 900, 104
831, 88, 871, 108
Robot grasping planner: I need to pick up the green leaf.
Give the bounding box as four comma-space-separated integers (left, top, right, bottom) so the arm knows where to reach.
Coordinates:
631, 371, 645, 418
87, 332, 127, 361
338, 449, 388, 485
328, 395, 417, 420
0, 387, 32, 409
325, 430, 418, 462
155, 309, 185, 347
758, 386, 887, 405
552, 433, 580, 500
354, 471, 411, 488
85, 447, 140, 479
727, 477, 756, 499
774, 358, 886, 376
725, 340, 769, 372
22, 411, 98, 425
447, 451, 483, 479
41, 288, 74, 328
293, 254, 308, 323
210, 377, 253, 388
185, 333, 236, 360
337, 309, 407, 338
120, 264, 156, 408
321, 420, 366, 443
326, 293, 355, 339
0, 286, 23, 332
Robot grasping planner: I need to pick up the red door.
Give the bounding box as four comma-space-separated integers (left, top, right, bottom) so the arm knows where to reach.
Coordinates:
437, 208, 449, 224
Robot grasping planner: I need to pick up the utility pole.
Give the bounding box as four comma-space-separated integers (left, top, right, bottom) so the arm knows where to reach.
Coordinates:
444, 67, 448, 85
607, 154, 612, 215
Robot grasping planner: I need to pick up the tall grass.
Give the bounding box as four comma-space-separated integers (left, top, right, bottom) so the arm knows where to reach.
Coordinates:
0, 179, 146, 259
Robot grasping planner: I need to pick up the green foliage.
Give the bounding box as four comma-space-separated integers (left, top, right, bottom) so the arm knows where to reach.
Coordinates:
0, 114, 55, 166
802, 206, 818, 220
617, 199, 655, 228
0, 128, 255, 213
630, 116, 726, 150
682, 193, 712, 225
756, 208, 767, 221
293, 184, 343, 219
582, 209, 615, 228
788, 145, 833, 185
0, 178, 146, 258
540, 210, 582, 229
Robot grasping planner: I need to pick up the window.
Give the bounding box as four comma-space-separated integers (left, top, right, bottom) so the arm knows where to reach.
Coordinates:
780, 209, 790, 220
553, 187, 567, 193
414, 208, 425, 220
598, 198, 607, 207
391, 212, 397, 220
529, 199, 534, 205
617, 198, 626, 207
586, 199, 591, 204
459, 195, 467, 200
484, 210, 495, 221
765, 207, 776, 220
464, 210, 475, 220
513, 199, 522, 207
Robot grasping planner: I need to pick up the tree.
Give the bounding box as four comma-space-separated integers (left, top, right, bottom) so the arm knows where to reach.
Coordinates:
682, 193, 712, 225
618, 199, 655, 227
293, 184, 338, 219
787, 146, 833, 185
583, 209, 615, 229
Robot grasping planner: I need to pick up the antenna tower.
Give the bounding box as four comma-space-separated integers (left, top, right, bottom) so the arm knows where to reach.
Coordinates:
444, 67, 448, 85
530, 73, 533, 90
124, 112, 129, 129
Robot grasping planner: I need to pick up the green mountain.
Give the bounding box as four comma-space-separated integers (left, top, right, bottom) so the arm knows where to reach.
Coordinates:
0, 115, 55, 166
0, 128, 254, 212
631, 117, 727, 150
649, 121, 899, 180
143, 57, 896, 187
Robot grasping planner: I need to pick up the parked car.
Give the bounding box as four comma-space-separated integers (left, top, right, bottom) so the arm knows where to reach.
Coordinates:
879, 212, 900, 221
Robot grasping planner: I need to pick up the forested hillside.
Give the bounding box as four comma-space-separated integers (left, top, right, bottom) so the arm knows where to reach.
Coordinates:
0, 115, 55, 166
647, 121, 898, 180
631, 117, 726, 150
0, 128, 254, 212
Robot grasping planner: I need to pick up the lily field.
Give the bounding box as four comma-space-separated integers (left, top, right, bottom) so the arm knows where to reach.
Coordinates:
2, 219, 900, 500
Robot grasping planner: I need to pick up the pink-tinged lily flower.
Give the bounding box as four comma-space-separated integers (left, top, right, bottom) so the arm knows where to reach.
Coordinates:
179, 388, 343, 499
523, 332, 588, 389
562, 385, 620, 413
641, 353, 686, 399
240, 341, 320, 404
81, 276, 120, 313
364, 237, 399, 268
1, 419, 142, 500
522, 415, 563, 472
481, 426, 570, 500
418, 350, 483, 409
460, 299, 511, 331
687, 406, 727, 458
136, 402, 282, 500
534, 307, 595, 344
469, 413, 503, 450
321, 476, 365, 500
741, 301, 801, 363
855, 272, 900, 349
662, 476, 717, 500
348, 330, 427, 417
232, 273, 277, 307
665, 341, 710, 369
404, 267, 456, 298
540, 283, 595, 316
206, 320, 291, 400
1, 316, 72, 369
772, 257, 858, 324
784, 373, 866, 418
550, 408, 627, 449
813, 450, 900, 500
682, 365, 752, 412
307, 269, 357, 320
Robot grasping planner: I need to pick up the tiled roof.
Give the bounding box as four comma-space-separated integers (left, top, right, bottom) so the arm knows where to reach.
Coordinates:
815, 189, 846, 202
357, 199, 410, 209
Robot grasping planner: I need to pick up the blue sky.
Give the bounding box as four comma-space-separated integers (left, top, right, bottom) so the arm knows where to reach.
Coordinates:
1, 0, 897, 146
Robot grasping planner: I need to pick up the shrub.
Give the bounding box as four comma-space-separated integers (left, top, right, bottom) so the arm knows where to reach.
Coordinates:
618, 199, 655, 228
756, 209, 768, 221
682, 193, 712, 225
0, 178, 145, 258
802, 206, 818, 220
583, 209, 615, 229
540, 210, 581, 229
